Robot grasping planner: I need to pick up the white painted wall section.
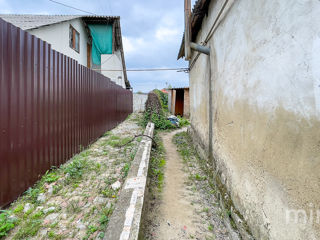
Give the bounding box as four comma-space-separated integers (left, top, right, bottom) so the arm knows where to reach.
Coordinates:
28, 18, 89, 67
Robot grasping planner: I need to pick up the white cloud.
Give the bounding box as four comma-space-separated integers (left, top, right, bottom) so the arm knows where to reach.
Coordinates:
0, 0, 12, 13
155, 26, 179, 41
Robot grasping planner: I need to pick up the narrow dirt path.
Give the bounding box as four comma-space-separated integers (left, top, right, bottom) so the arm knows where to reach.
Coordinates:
157, 128, 200, 239
142, 128, 224, 240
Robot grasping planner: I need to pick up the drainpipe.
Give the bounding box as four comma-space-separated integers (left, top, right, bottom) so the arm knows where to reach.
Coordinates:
184, 0, 210, 60
184, 0, 213, 164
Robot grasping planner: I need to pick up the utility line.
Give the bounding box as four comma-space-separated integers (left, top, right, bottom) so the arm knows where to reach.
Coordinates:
48, 0, 97, 15
92, 68, 189, 72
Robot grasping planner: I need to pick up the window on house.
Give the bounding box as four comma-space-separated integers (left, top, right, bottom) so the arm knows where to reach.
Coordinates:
69, 25, 80, 53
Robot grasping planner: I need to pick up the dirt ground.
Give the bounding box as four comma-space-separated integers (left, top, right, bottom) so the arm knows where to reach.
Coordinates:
142, 129, 232, 240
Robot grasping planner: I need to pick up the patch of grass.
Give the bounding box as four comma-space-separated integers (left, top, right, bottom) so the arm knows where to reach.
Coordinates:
121, 163, 130, 178
66, 200, 81, 214
25, 187, 42, 204
148, 132, 166, 192
99, 204, 114, 231
194, 174, 206, 181
14, 219, 42, 239
177, 116, 190, 127
103, 131, 112, 137
208, 224, 214, 231
0, 210, 17, 238
63, 155, 88, 180
43, 170, 60, 183
103, 135, 132, 148
13, 204, 24, 214
203, 207, 209, 213
101, 187, 117, 198
84, 225, 98, 239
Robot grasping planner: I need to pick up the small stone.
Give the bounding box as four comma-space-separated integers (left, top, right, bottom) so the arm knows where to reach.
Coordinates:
43, 207, 55, 214
93, 197, 107, 205
37, 193, 46, 203
36, 206, 44, 211
111, 181, 121, 190
40, 229, 48, 237
8, 215, 18, 222
105, 202, 112, 209
65, 173, 70, 178
48, 185, 54, 195
76, 220, 86, 230
44, 213, 59, 222
23, 203, 33, 213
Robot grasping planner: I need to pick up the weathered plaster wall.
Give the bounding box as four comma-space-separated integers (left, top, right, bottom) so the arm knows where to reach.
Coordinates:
101, 50, 126, 88
189, 0, 320, 239
28, 19, 89, 67
133, 93, 148, 112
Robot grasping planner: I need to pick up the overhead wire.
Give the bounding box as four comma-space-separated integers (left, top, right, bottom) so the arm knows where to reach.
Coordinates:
92, 68, 189, 72
48, 0, 97, 15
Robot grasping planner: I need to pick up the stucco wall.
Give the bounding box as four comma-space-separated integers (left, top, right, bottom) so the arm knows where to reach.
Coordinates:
133, 93, 148, 112
189, 0, 320, 239
101, 51, 126, 88
28, 18, 89, 67
28, 21, 126, 88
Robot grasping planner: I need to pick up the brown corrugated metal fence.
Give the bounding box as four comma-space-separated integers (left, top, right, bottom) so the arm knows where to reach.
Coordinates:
0, 18, 133, 207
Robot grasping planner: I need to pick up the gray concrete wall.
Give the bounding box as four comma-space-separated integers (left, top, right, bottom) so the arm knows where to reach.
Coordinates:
133, 93, 148, 112
189, 0, 320, 239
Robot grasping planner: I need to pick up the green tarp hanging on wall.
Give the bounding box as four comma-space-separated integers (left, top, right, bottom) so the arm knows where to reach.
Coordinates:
88, 24, 113, 65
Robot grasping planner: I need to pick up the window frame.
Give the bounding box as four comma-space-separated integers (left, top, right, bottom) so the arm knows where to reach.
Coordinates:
69, 25, 80, 53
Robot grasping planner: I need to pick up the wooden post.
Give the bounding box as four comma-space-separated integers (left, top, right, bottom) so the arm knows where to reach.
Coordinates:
184, 0, 191, 60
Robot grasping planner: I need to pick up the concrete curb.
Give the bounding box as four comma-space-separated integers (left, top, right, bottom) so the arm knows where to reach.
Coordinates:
104, 122, 155, 240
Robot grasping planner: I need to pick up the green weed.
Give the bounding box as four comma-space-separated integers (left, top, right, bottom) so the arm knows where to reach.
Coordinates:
0, 210, 17, 237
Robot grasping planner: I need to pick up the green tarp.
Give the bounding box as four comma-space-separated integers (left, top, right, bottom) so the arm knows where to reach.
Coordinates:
88, 24, 113, 65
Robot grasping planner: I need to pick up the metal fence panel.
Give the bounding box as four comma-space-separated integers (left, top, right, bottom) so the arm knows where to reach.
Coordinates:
0, 19, 133, 207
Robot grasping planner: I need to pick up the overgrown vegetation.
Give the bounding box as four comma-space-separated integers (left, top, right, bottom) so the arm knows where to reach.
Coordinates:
0, 211, 16, 238
153, 89, 168, 112
1, 120, 142, 239
148, 132, 166, 192
142, 89, 189, 130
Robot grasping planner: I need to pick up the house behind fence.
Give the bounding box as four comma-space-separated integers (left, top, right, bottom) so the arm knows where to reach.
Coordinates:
0, 18, 133, 207
0, 14, 130, 89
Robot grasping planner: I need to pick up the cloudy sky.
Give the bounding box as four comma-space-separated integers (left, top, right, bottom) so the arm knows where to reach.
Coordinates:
0, 0, 197, 92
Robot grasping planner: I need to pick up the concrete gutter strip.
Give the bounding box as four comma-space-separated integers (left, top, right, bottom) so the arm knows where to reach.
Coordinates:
104, 122, 155, 240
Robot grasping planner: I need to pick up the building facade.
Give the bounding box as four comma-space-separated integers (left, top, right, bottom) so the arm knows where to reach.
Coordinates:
0, 14, 130, 89
168, 87, 190, 118
179, 0, 320, 239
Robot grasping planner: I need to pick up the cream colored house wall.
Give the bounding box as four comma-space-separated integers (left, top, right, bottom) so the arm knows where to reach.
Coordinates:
189, 0, 320, 239
28, 18, 89, 67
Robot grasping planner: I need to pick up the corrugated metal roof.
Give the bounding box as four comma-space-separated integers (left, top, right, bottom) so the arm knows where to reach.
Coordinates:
0, 14, 120, 30
177, 0, 211, 59
169, 87, 189, 90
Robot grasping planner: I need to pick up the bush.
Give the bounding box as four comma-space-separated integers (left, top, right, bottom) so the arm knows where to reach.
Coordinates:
153, 89, 168, 112
143, 90, 175, 130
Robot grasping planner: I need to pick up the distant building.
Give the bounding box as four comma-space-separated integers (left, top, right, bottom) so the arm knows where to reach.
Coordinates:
0, 14, 130, 89
168, 87, 189, 118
